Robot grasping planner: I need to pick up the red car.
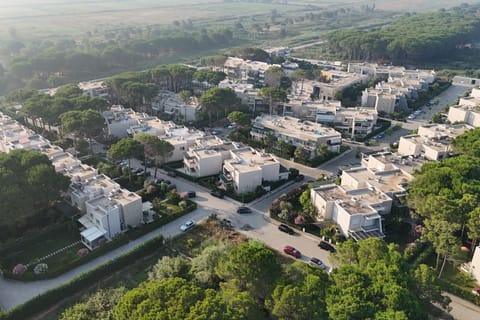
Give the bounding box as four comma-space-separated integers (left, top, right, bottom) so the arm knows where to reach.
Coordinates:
283, 245, 301, 258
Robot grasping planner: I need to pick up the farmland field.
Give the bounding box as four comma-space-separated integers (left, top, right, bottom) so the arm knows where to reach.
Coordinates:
1, 0, 477, 38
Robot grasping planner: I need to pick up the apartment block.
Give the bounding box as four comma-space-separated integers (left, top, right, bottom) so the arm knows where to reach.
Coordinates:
221, 147, 288, 194
398, 124, 471, 161
103, 106, 150, 138
310, 184, 391, 240
282, 99, 377, 137
151, 90, 201, 122
0, 112, 144, 250
292, 71, 369, 101
448, 104, 480, 127
79, 188, 142, 250
343, 153, 413, 199
251, 115, 342, 158
223, 57, 280, 84
183, 136, 239, 177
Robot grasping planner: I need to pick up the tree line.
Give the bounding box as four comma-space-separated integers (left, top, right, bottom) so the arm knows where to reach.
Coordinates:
325, 5, 480, 63
0, 150, 70, 241
0, 27, 236, 95
59, 237, 448, 319
407, 127, 480, 277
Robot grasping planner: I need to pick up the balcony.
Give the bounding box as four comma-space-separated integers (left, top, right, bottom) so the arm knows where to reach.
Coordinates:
220, 174, 233, 186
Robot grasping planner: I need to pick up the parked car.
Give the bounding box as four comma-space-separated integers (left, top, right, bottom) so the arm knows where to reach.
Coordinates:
309, 257, 327, 269
278, 224, 295, 235
212, 129, 222, 135
167, 184, 177, 191
283, 245, 301, 258
180, 220, 195, 232
237, 206, 252, 214
376, 132, 385, 139
155, 178, 164, 184
187, 191, 196, 198
134, 168, 143, 174
318, 241, 336, 253
167, 171, 177, 177
210, 189, 224, 198
294, 174, 305, 182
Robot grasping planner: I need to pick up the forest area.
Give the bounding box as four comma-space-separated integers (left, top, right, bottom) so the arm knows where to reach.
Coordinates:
324, 4, 480, 64
1, 0, 475, 96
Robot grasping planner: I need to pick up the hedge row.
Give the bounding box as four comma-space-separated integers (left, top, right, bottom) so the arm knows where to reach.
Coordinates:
2, 201, 196, 281
0, 234, 165, 320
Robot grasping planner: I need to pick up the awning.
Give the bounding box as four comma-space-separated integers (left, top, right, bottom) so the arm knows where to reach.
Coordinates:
78, 215, 94, 229
81, 226, 107, 242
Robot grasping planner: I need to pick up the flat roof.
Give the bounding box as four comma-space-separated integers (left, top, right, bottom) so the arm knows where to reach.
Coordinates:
253, 115, 341, 142
225, 147, 278, 173
342, 167, 410, 194
313, 184, 388, 215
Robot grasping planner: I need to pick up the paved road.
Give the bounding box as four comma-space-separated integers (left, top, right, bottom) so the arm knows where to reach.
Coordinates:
0, 165, 331, 312
447, 294, 480, 320
0, 83, 475, 314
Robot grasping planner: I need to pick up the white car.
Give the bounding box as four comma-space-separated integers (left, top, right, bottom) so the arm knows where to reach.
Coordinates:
180, 220, 195, 232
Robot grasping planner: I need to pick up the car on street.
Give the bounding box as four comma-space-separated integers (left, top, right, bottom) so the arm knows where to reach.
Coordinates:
294, 174, 305, 182
309, 257, 327, 269
407, 114, 415, 120
167, 171, 177, 177
210, 189, 225, 198
180, 220, 195, 232
237, 206, 252, 214
278, 224, 295, 235
283, 245, 301, 258
212, 129, 222, 135
376, 132, 385, 139
318, 241, 336, 253
187, 191, 196, 198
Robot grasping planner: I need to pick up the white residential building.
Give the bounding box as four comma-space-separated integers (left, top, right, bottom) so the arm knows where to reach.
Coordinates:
470, 246, 480, 283
223, 57, 280, 84
79, 188, 142, 250
103, 106, 150, 138
151, 90, 201, 122
221, 147, 289, 194
310, 184, 391, 240
398, 124, 471, 161
448, 104, 480, 127
283, 99, 378, 137
183, 136, 239, 177
292, 71, 369, 101
343, 153, 413, 199
251, 115, 342, 158
0, 112, 144, 250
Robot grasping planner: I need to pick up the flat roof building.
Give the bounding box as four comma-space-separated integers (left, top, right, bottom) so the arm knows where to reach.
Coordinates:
251, 115, 342, 158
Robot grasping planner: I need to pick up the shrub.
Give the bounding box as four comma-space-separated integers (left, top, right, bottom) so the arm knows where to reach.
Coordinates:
178, 200, 188, 209
33, 263, 48, 275
12, 264, 27, 275
77, 248, 89, 257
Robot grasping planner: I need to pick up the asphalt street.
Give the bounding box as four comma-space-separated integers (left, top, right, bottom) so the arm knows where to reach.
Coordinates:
0, 83, 477, 318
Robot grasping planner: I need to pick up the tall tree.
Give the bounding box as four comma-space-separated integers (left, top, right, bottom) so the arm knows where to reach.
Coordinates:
258, 87, 288, 115
108, 138, 144, 183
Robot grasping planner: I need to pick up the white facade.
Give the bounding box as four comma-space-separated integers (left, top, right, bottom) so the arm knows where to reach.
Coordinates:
183, 136, 239, 177
151, 90, 200, 122
471, 246, 480, 283
221, 147, 288, 194
103, 106, 150, 138
0, 112, 144, 250
448, 105, 480, 127
310, 184, 391, 240
251, 115, 342, 158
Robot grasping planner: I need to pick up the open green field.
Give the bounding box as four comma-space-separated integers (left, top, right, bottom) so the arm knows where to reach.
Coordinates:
1, 0, 478, 38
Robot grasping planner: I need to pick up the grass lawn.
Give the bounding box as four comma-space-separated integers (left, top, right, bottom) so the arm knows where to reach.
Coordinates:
2, 226, 81, 270
39, 217, 249, 320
